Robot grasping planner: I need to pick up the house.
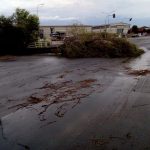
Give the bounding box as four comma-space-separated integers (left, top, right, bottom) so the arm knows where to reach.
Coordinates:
92, 22, 130, 35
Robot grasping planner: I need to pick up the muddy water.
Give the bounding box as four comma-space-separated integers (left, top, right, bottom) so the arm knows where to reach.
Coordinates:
1, 37, 150, 150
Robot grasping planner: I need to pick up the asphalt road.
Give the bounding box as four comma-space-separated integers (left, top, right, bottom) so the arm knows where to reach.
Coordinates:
0, 37, 150, 150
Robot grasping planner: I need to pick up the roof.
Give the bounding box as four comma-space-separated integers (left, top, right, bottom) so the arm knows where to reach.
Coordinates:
40, 22, 130, 29
140, 26, 150, 29
111, 22, 130, 26
92, 22, 130, 29
40, 25, 92, 28
93, 25, 109, 29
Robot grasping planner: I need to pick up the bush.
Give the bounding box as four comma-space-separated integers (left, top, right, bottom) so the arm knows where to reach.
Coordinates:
0, 26, 26, 54
0, 8, 39, 55
60, 32, 144, 58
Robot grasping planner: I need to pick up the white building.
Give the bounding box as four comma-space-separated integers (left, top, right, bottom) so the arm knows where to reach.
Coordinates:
39, 22, 130, 41
39, 25, 92, 40
92, 22, 130, 35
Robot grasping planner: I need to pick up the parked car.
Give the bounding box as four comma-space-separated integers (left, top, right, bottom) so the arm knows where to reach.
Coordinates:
50, 32, 66, 41
131, 34, 139, 37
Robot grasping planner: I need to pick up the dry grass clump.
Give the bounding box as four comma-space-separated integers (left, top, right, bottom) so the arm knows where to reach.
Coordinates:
60, 32, 144, 58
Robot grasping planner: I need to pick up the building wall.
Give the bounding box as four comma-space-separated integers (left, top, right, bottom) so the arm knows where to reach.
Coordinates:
106, 27, 116, 33
53, 26, 92, 34
53, 26, 68, 33
40, 26, 92, 40
123, 28, 129, 34
40, 23, 130, 40
93, 28, 101, 33
40, 26, 51, 40
92, 23, 130, 34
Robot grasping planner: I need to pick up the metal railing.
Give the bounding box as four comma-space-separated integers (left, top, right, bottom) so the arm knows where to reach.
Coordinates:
28, 41, 51, 48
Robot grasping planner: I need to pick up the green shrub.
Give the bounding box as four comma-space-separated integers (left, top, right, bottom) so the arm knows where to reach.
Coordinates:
60, 32, 144, 58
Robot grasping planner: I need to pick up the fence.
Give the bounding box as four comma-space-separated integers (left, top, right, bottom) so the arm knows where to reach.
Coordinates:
28, 41, 51, 48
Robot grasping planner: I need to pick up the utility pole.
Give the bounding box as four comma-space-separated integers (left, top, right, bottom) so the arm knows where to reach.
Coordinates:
102, 11, 116, 37
102, 10, 116, 23
123, 17, 133, 30
124, 18, 132, 23
37, 4, 44, 17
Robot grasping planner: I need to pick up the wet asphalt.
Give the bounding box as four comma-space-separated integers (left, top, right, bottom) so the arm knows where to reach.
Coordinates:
0, 37, 150, 150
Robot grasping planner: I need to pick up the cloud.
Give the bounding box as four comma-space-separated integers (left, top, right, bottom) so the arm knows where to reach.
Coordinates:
0, 0, 150, 26
41, 15, 77, 21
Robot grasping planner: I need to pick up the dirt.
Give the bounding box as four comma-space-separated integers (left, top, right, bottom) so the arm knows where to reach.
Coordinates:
8, 95, 47, 110
90, 133, 132, 147
28, 96, 45, 104
0, 56, 17, 61
8, 79, 100, 121
36, 79, 100, 120
78, 79, 97, 88
128, 69, 150, 76
90, 138, 110, 146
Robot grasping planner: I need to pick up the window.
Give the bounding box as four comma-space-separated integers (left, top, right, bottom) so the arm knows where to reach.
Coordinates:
117, 29, 124, 34
39, 29, 44, 39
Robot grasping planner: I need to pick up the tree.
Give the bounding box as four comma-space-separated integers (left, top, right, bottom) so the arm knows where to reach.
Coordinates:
12, 8, 39, 46
0, 15, 13, 27
132, 25, 139, 34
0, 8, 39, 54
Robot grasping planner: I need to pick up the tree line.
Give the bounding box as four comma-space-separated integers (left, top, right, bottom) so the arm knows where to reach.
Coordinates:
129, 25, 150, 34
0, 8, 39, 54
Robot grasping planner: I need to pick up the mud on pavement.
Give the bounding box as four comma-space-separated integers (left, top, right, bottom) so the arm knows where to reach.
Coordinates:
8, 78, 101, 121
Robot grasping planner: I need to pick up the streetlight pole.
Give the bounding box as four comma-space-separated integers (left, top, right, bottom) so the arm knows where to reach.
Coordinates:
37, 4, 44, 17
102, 11, 116, 37
102, 10, 116, 24
122, 17, 132, 29
124, 18, 132, 25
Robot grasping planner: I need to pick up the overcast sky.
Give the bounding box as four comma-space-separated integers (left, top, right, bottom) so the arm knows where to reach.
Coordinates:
0, 0, 150, 26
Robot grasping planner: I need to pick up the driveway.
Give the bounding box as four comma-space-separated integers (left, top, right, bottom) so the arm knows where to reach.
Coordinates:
0, 37, 150, 150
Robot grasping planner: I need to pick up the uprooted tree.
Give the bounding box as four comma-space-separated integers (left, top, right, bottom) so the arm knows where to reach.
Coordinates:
0, 8, 39, 54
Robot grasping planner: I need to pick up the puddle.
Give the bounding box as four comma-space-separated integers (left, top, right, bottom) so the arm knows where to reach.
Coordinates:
129, 47, 150, 70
